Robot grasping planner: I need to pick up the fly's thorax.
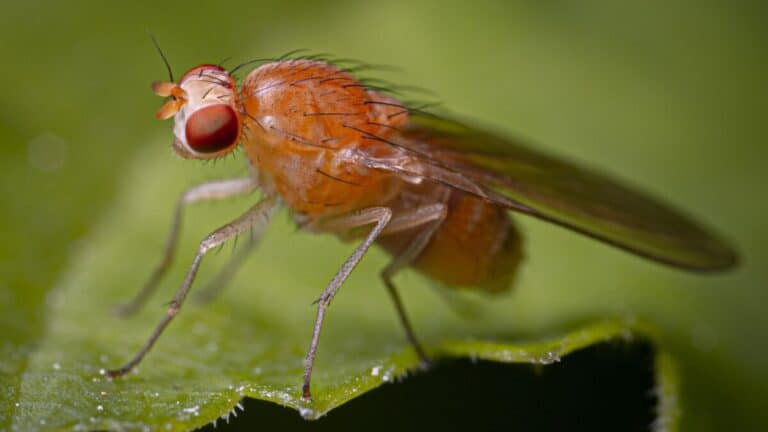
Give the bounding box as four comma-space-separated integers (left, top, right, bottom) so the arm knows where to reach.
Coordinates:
236, 59, 410, 218
246, 140, 403, 218
238, 60, 409, 152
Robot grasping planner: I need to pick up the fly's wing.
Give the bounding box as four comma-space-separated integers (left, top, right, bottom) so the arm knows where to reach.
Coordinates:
366, 113, 737, 271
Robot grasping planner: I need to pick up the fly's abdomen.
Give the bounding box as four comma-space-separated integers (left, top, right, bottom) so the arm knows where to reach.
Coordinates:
380, 189, 524, 292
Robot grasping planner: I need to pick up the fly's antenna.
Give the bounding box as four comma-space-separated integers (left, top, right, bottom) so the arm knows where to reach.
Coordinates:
147, 30, 174, 82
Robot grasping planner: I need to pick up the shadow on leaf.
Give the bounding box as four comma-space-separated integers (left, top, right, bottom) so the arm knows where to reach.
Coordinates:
202, 341, 656, 431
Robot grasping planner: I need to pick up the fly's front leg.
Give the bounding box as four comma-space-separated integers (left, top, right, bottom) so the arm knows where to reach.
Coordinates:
115, 177, 257, 316
107, 195, 279, 378
302, 207, 392, 400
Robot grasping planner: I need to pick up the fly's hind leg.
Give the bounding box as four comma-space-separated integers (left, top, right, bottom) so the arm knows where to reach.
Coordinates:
115, 177, 257, 316
300, 203, 447, 400
380, 203, 447, 365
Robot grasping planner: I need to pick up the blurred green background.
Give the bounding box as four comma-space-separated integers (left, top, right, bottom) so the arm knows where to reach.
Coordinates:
1, 0, 766, 430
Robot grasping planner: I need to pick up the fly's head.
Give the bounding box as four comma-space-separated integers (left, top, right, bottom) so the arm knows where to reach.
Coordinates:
152, 65, 241, 159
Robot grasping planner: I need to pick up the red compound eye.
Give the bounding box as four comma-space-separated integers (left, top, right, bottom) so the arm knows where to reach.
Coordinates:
185, 105, 239, 153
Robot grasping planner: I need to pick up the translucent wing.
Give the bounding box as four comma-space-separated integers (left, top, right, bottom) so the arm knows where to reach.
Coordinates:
366, 113, 737, 271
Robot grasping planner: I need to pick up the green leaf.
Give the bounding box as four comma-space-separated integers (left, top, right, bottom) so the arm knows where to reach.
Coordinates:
2, 2, 765, 431
1, 144, 679, 430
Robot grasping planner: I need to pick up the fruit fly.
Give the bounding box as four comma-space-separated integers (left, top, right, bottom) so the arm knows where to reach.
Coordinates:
107, 42, 737, 400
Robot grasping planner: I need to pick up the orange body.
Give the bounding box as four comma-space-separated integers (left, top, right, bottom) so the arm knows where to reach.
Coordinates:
119, 50, 735, 399
238, 60, 522, 290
